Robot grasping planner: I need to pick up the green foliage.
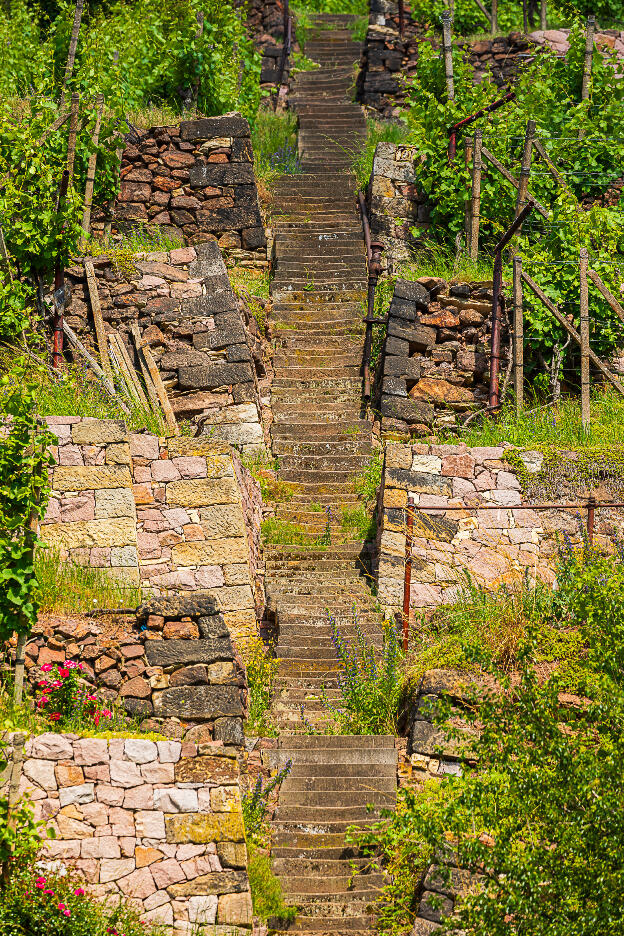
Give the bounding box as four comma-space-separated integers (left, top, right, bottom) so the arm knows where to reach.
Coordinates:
0, 865, 167, 934
292, 0, 368, 15
243, 638, 279, 736
402, 32, 624, 364
362, 545, 624, 935
0, 793, 52, 883
0, 279, 32, 343
400, 244, 495, 283
246, 845, 298, 925
251, 108, 299, 183
35, 547, 142, 613
261, 517, 329, 550
323, 610, 403, 734
455, 387, 624, 449
0, 367, 53, 643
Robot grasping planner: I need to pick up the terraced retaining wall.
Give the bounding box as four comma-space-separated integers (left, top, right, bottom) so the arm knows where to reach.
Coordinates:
378, 278, 501, 435
368, 142, 431, 268
4, 732, 252, 931
102, 113, 267, 266
42, 420, 262, 644
376, 441, 624, 615
65, 242, 266, 445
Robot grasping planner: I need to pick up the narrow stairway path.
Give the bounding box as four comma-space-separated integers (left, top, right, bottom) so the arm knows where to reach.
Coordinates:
265, 15, 397, 936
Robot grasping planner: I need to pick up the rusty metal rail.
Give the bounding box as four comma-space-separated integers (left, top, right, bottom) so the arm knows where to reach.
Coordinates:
448, 90, 516, 162
358, 192, 384, 401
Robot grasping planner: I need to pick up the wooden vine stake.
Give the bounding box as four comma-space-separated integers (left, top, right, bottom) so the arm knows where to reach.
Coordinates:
66, 91, 80, 185
513, 256, 524, 413
491, 0, 498, 35
540, 0, 547, 30
522, 0, 529, 35
469, 128, 483, 260
79, 94, 105, 251
581, 15, 596, 101
1, 733, 26, 885
514, 119, 536, 234
463, 136, 474, 251
441, 10, 455, 102
579, 247, 590, 432
62, 0, 85, 95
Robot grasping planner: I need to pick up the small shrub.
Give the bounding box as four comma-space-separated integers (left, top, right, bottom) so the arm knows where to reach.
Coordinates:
252, 109, 300, 183
35, 661, 113, 731
35, 548, 142, 614
247, 845, 298, 925
323, 609, 403, 734
244, 638, 279, 736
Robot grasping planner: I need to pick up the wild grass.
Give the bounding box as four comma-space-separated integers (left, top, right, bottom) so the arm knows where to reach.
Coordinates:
399, 243, 494, 283
36, 547, 142, 614
352, 117, 411, 191
261, 518, 329, 550
252, 108, 300, 183
456, 387, 624, 450
83, 226, 184, 264
243, 638, 279, 737
240, 451, 296, 502
228, 265, 271, 334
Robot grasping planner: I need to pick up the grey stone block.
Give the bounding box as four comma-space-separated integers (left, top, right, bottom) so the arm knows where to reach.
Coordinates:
181, 115, 250, 140
193, 324, 246, 350
177, 362, 254, 390
145, 638, 235, 668
381, 394, 434, 425
213, 717, 244, 746
394, 279, 430, 307
386, 467, 452, 493
153, 685, 243, 719
189, 164, 255, 187
384, 356, 421, 381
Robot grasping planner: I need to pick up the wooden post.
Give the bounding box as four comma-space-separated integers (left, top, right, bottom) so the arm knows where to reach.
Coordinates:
513, 256, 524, 413
580, 247, 590, 431
464, 136, 474, 252
62, 0, 84, 94
66, 91, 80, 185
402, 495, 415, 653
522, 0, 528, 35
469, 128, 483, 260
442, 10, 455, 102
491, 0, 498, 35
540, 0, 547, 30
514, 119, 535, 234
84, 260, 113, 381
581, 15, 596, 101
79, 93, 104, 251
14, 471, 40, 708
587, 268, 624, 324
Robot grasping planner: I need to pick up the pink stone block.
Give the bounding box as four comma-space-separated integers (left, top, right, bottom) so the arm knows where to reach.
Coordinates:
170, 247, 197, 265
45, 840, 81, 860
44, 498, 61, 523
156, 741, 182, 763
81, 836, 121, 859
172, 456, 207, 479
163, 508, 191, 527
73, 858, 100, 883
130, 434, 160, 460
137, 531, 161, 559
150, 570, 195, 589
73, 737, 108, 766
89, 547, 111, 568
96, 784, 124, 807
141, 762, 175, 783
151, 857, 186, 889
80, 802, 110, 826
194, 566, 225, 588
135, 810, 166, 840
60, 492, 96, 522
110, 760, 143, 788
124, 785, 155, 810
100, 857, 136, 883
118, 867, 157, 900
441, 454, 475, 479
58, 444, 85, 466
151, 460, 182, 482
120, 836, 137, 857
134, 466, 153, 484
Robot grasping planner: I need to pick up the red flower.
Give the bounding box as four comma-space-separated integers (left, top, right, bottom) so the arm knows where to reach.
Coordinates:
74, 888, 85, 896
49, 713, 61, 721
41, 663, 53, 673
58, 668, 70, 679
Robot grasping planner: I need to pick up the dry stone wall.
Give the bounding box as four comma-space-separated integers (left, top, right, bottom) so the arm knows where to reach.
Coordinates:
4, 732, 252, 932
65, 244, 267, 445
103, 114, 267, 266
378, 278, 501, 435
376, 441, 624, 615
42, 419, 262, 646
368, 142, 430, 268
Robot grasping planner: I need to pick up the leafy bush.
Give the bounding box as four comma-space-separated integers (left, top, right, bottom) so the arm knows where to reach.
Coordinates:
35, 660, 113, 729
323, 610, 403, 734
0, 866, 166, 936
244, 638, 279, 736
359, 543, 624, 935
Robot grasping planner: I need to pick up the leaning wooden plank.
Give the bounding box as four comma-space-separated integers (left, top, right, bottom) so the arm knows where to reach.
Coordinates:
481, 146, 550, 218
84, 260, 113, 379
521, 270, 624, 397
130, 324, 162, 416
114, 331, 150, 407
139, 341, 179, 435
62, 321, 129, 412
532, 138, 568, 190
109, 334, 142, 407
587, 269, 624, 325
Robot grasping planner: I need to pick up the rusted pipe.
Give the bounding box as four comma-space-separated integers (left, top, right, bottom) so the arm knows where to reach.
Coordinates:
398, 0, 405, 37
363, 241, 383, 400
402, 495, 415, 652
488, 201, 534, 409
586, 494, 596, 546
358, 191, 372, 262
448, 90, 516, 163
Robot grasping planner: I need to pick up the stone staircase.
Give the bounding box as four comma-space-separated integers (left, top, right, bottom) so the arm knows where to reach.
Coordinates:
265, 15, 397, 936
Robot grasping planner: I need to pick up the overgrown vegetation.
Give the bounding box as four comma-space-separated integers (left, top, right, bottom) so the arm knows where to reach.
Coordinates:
36, 547, 142, 613
359, 539, 624, 935
352, 117, 410, 192
243, 638, 279, 737
322, 610, 403, 734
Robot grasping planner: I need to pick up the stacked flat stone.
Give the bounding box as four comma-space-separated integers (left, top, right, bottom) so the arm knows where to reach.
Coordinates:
7, 732, 252, 933
65, 242, 266, 437
376, 442, 545, 612
106, 114, 266, 265
379, 278, 497, 434
39, 420, 261, 646
368, 143, 430, 267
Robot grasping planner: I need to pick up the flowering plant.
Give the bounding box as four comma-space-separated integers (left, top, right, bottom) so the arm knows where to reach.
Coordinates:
36, 661, 112, 730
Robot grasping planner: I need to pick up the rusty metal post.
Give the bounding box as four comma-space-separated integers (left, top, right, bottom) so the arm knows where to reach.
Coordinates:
363, 241, 383, 401
52, 169, 70, 369
402, 495, 415, 653
586, 493, 596, 546
442, 10, 455, 102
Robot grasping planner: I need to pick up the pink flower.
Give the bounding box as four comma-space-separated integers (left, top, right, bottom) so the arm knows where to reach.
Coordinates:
78, 663, 84, 669
58, 668, 70, 679
49, 713, 61, 721
44, 889, 54, 895
101, 710, 112, 718
41, 663, 53, 673
35, 878, 46, 889
37, 697, 48, 709
63, 910, 71, 917
73, 888, 85, 896
37, 680, 49, 688
86, 695, 97, 702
